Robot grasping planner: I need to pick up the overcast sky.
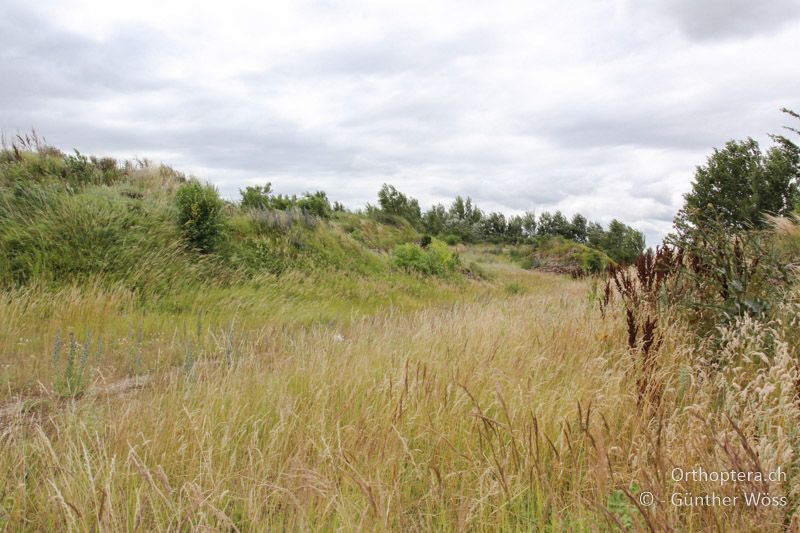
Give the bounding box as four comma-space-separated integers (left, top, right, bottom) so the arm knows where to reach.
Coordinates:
2, 0, 800, 244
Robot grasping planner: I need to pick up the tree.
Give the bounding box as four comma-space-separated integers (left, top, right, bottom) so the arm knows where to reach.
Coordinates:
677, 118, 799, 232
422, 203, 447, 235
520, 211, 536, 237
443, 196, 483, 242
569, 213, 588, 243
586, 221, 605, 248
538, 210, 571, 238
550, 211, 571, 238
480, 212, 507, 242
240, 183, 272, 210
598, 219, 645, 264
537, 211, 554, 236
448, 196, 483, 224
377, 184, 422, 228
296, 191, 332, 218
506, 215, 524, 244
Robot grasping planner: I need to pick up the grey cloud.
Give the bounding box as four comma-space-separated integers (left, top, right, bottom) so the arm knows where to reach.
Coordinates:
654, 0, 800, 41
0, 1, 174, 109
260, 26, 499, 79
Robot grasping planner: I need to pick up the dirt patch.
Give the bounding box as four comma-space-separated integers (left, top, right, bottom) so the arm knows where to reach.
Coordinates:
0, 374, 151, 426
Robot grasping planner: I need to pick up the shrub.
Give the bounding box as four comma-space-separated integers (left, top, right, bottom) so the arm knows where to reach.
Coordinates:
241, 185, 332, 219
580, 248, 609, 274
669, 219, 789, 336
296, 191, 332, 219
393, 239, 459, 276
420, 234, 432, 248
393, 243, 427, 272
240, 184, 272, 210
176, 180, 225, 252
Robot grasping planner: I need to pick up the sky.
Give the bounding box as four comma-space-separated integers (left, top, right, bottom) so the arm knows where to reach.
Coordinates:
2, 0, 799, 245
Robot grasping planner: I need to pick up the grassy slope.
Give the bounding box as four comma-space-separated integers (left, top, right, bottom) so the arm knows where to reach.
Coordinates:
0, 153, 487, 392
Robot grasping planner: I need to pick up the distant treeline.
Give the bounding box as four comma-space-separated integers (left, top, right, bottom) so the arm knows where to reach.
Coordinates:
372, 184, 645, 264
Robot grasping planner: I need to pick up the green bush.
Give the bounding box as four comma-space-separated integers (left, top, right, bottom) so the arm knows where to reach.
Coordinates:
296, 191, 332, 219
580, 248, 610, 274
176, 180, 225, 252
670, 219, 789, 335
240, 184, 332, 219
240, 184, 272, 210
393, 239, 459, 276
64, 150, 98, 184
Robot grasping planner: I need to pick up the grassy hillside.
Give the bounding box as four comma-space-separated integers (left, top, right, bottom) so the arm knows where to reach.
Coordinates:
0, 151, 417, 291
0, 146, 492, 392
2, 143, 800, 531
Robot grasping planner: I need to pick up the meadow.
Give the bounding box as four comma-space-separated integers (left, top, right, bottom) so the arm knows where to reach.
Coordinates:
1, 142, 800, 531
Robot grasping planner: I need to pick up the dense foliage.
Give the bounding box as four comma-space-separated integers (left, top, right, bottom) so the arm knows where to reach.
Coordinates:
176, 180, 226, 252
675, 108, 800, 233
240, 183, 333, 218
392, 239, 459, 276
374, 186, 644, 264
376, 184, 423, 228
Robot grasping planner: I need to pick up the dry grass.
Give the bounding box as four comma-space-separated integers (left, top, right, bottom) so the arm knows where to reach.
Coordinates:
1, 266, 798, 530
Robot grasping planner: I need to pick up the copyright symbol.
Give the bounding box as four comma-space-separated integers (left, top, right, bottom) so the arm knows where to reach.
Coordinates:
639, 491, 655, 506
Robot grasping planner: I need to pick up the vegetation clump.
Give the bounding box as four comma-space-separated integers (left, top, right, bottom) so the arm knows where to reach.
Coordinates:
240, 182, 332, 218
393, 238, 459, 276
175, 180, 226, 253
676, 110, 800, 232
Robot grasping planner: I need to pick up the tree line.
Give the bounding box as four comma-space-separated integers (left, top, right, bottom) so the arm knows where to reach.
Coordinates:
372, 184, 645, 264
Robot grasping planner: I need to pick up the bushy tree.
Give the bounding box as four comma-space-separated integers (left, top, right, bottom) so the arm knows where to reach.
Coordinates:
378, 184, 422, 228
176, 180, 225, 252
448, 196, 483, 224
677, 121, 799, 232
296, 191, 332, 218
586, 221, 605, 248
597, 219, 645, 264
521, 211, 536, 237
422, 203, 447, 235
569, 213, 588, 243
240, 183, 273, 210
537, 212, 554, 236
480, 212, 507, 242
240, 184, 332, 219
443, 196, 483, 242
269, 194, 295, 211
537, 210, 571, 238
506, 215, 524, 244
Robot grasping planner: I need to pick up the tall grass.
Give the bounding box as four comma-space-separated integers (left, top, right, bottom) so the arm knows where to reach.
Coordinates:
2, 260, 798, 530
2, 276, 625, 530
